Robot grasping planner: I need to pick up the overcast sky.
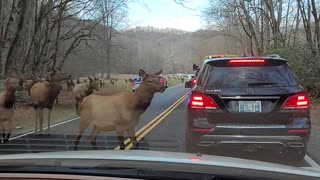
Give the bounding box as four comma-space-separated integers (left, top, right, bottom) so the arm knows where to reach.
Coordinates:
127, 0, 208, 32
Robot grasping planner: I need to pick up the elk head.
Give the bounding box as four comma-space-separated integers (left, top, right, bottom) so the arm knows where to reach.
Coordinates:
88, 77, 100, 91
139, 69, 166, 93
3, 77, 24, 91
47, 70, 71, 82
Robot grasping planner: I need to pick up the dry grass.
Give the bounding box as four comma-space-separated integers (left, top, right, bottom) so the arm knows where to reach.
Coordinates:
95, 80, 131, 95
13, 104, 76, 135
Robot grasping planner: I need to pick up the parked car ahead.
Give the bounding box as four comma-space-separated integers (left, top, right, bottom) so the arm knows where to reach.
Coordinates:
131, 77, 142, 92
160, 76, 168, 88
185, 55, 310, 163
132, 76, 167, 92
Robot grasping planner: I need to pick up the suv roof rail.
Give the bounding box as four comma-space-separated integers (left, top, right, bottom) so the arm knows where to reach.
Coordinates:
267, 54, 281, 58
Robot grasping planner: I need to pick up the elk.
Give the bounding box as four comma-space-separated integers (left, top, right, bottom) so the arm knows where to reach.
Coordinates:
0, 77, 23, 143
70, 77, 81, 86
30, 70, 70, 133
110, 79, 115, 85
72, 77, 100, 115
23, 78, 41, 95
74, 69, 166, 150
64, 79, 74, 90
99, 79, 104, 87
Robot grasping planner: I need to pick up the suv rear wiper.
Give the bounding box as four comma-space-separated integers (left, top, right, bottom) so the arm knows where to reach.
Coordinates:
248, 82, 277, 87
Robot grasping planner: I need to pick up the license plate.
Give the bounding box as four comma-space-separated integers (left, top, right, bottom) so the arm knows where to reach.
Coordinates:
239, 101, 261, 112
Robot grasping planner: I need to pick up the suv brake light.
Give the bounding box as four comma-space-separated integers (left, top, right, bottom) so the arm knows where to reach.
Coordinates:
283, 94, 309, 109
189, 93, 217, 109
229, 59, 265, 64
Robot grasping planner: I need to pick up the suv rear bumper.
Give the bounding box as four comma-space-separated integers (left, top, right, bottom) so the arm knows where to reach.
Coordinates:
198, 135, 305, 149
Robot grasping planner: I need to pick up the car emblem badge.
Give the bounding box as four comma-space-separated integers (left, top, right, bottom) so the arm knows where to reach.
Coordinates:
246, 88, 253, 94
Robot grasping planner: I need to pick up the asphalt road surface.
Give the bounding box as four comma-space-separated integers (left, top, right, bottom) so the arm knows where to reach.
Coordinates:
1, 84, 320, 168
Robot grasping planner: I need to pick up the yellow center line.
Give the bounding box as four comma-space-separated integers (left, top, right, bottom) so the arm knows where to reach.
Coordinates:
125, 94, 187, 150
114, 93, 188, 150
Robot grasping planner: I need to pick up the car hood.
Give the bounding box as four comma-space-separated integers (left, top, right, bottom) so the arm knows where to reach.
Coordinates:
0, 150, 319, 178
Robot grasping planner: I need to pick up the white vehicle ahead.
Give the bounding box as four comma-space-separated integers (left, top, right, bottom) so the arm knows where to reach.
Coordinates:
131, 77, 142, 92
187, 74, 195, 81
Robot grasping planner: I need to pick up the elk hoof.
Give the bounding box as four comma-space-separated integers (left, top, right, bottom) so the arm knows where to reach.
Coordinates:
119, 144, 125, 150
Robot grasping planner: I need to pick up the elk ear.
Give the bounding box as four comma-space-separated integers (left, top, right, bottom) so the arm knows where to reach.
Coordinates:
154, 69, 162, 76
88, 76, 93, 82
139, 69, 147, 78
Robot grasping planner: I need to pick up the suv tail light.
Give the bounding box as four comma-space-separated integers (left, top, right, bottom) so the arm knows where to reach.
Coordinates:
193, 79, 197, 84
283, 94, 309, 109
189, 93, 217, 109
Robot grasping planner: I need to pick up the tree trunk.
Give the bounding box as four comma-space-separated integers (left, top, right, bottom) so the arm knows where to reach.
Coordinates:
52, 0, 64, 70
240, 0, 263, 55
1, 0, 17, 77
106, 42, 111, 80
311, 0, 320, 54
4, 0, 27, 77
264, 0, 284, 48
293, 7, 300, 45
297, 0, 315, 54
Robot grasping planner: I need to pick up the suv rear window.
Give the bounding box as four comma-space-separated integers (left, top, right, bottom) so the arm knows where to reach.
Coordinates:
205, 63, 298, 88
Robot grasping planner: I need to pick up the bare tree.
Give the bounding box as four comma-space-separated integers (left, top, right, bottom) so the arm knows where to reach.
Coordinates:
0, 0, 108, 78
93, 0, 128, 79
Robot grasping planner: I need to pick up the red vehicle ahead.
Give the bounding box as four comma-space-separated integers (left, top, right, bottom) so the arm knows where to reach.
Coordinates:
160, 76, 168, 88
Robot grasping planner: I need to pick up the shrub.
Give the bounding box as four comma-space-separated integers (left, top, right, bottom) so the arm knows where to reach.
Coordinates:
267, 44, 320, 98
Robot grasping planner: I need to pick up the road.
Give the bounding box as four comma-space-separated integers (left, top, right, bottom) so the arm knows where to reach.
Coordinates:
1, 84, 320, 168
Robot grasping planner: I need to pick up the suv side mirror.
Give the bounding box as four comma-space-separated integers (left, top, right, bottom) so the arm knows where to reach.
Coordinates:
185, 81, 193, 88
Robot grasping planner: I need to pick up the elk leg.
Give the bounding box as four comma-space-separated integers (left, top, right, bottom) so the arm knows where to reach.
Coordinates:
34, 107, 39, 133
3, 133, 10, 143
89, 125, 101, 150
116, 131, 125, 150
4, 120, 13, 143
47, 108, 52, 134
39, 108, 44, 132
74, 118, 91, 150
1, 133, 4, 144
75, 99, 79, 115
127, 128, 138, 149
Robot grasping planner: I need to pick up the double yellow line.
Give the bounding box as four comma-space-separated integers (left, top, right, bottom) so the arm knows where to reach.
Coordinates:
114, 93, 188, 150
